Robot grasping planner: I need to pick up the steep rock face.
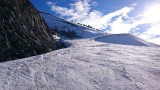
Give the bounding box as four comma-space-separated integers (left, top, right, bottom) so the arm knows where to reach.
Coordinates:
0, 0, 57, 61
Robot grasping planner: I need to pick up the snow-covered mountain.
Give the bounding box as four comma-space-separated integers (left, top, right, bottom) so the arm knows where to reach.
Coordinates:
40, 12, 159, 47
0, 39, 160, 90
40, 11, 104, 39
94, 33, 159, 47
1, 3, 160, 90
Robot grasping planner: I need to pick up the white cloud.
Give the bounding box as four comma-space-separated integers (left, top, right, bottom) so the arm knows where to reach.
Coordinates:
149, 37, 160, 45
137, 33, 153, 40
144, 24, 160, 35
109, 16, 134, 33
137, 23, 160, 44
46, 1, 53, 5
47, 0, 134, 30
47, 0, 91, 22
138, 34, 160, 44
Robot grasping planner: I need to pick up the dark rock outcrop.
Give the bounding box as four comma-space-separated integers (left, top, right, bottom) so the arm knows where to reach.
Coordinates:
0, 0, 57, 61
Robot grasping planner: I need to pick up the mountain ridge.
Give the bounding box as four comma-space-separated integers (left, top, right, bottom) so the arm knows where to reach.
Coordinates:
94, 33, 160, 47
40, 11, 159, 47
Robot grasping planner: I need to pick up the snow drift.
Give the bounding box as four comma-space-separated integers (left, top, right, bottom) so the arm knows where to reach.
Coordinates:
94, 33, 159, 47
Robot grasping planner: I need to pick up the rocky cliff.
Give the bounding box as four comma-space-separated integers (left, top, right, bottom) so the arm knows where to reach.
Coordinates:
0, 0, 57, 61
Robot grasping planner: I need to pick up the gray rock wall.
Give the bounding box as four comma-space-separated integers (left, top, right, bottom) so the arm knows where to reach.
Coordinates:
0, 0, 57, 61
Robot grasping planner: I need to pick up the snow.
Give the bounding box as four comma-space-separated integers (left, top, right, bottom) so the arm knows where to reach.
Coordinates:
40, 12, 104, 39
0, 39, 160, 90
94, 33, 159, 47
40, 12, 159, 47
0, 12, 159, 90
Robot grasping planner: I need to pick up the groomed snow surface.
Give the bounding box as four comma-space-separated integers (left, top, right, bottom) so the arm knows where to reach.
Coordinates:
0, 39, 160, 90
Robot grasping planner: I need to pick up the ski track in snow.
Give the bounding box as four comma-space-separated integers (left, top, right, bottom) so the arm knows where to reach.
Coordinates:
0, 39, 160, 90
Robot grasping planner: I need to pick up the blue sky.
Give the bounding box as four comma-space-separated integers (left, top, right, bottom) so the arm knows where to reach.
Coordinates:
30, 0, 160, 44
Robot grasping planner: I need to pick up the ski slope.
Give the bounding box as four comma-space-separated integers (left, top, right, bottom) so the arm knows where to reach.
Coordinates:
0, 39, 160, 90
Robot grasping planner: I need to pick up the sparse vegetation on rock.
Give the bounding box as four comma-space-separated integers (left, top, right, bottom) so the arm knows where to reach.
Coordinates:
0, 0, 57, 61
